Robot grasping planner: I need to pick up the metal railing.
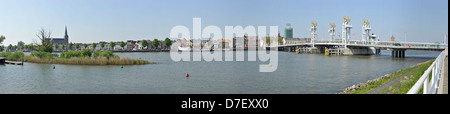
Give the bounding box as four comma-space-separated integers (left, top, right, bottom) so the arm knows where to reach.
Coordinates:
407, 50, 446, 94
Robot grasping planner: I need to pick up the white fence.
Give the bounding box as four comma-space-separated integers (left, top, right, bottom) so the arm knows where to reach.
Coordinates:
407, 50, 446, 94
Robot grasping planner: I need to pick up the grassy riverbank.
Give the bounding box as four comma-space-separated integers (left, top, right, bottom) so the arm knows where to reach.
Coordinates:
1, 50, 154, 65
341, 60, 434, 94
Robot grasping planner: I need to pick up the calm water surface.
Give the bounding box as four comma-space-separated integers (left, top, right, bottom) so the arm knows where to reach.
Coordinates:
0, 50, 440, 94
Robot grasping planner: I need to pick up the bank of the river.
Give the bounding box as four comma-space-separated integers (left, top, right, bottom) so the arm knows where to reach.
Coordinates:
340, 59, 434, 94
1, 51, 154, 65
22, 56, 154, 65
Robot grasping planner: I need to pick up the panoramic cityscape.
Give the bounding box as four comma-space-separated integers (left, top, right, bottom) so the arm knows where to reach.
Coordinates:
0, 0, 448, 96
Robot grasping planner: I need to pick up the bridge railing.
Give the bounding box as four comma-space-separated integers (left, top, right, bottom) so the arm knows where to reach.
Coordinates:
407, 50, 446, 94
349, 41, 447, 48
278, 40, 447, 49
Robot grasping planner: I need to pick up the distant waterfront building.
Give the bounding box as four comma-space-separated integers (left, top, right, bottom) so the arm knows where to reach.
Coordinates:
390, 35, 395, 42
283, 38, 311, 45
285, 24, 293, 39
45, 26, 69, 46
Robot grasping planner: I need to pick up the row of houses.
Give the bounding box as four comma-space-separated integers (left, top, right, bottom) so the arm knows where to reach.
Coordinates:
62, 40, 173, 51
174, 35, 312, 49
3, 36, 313, 52
2, 39, 174, 52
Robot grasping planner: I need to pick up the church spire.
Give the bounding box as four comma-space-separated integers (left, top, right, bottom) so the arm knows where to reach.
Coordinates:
64, 26, 69, 45
64, 26, 68, 37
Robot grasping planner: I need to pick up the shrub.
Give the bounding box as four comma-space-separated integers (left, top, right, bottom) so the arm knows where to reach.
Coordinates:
81, 49, 92, 57
61, 51, 82, 58
61, 50, 116, 59
6, 51, 24, 61
99, 51, 114, 58
0, 52, 12, 57
38, 45, 53, 53
31, 51, 54, 58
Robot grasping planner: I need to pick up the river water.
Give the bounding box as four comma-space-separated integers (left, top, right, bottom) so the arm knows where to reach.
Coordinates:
0, 50, 440, 94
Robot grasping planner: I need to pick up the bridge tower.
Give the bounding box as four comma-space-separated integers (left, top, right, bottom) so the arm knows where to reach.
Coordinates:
328, 23, 336, 41
362, 19, 371, 44
310, 21, 318, 47
342, 16, 352, 48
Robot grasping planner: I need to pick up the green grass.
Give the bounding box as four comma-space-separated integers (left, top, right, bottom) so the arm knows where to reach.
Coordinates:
346, 60, 434, 94
379, 60, 432, 94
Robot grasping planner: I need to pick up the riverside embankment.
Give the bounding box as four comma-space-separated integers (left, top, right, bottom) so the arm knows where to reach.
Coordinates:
340, 59, 434, 94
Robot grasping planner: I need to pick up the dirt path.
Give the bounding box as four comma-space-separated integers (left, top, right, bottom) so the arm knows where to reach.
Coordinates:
365, 74, 402, 94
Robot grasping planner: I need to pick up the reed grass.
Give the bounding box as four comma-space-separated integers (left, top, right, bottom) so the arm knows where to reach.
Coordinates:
24, 56, 154, 65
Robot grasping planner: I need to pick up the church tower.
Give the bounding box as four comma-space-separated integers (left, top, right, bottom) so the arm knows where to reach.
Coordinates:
64, 26, 69, 45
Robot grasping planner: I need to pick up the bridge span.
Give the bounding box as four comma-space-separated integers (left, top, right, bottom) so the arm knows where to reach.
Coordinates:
267, 40, 447, 58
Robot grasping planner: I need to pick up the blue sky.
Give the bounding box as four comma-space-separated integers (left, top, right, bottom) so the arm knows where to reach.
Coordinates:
0, 0, 448, 45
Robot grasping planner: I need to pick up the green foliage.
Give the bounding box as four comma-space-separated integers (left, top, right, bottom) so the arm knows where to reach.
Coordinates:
68, 44, 72, 50
38, 45, 53, 53
120, 41, 126, 48
7, 44, 12, 51
60, 51, 82, 58
61, 44, 65, 50
61, 50, 115, 59
0, 35, 5, 44
81, 49, 92, 57
83, 43, 88, 49
100, 42, 105, 49
265, 37, 270, 45
92, 51, 115, 59
6, 51, 24, 61
31, 51, 55, 58
92, 43, 97, 49
345, 60, 435, 94
142, 40, 148, 48
109, 42, 116, 49
152, 39, 159, 48
0, 52, 12, 57
164, 38, 172, 48
75, 44, 80, 50
54, 44, 59, 50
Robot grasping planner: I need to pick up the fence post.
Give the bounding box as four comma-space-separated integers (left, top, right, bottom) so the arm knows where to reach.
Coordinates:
424, 75, 429, 94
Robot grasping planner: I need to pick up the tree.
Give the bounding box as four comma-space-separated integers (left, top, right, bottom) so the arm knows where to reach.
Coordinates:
7, 44, 12, 51
0, 35, 5, 45
142, 40, 148, 49
24, 45, 29, 50
92, 43, 97, 50
278, 37, 283, 45
265, 37, 271, 46
68, 43, 72, 50
152, 39, 159, 49
29, 44, 36, 51
61, 44, 65, 51
120, 41, 126, 50
83, 43, 88, 49
36, 28, 53, 52
109, 42, 116, 51
75, 44, 80, 50
163, 38, 172, 49
100, 42, 105, 50
54, 44, 59, 50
